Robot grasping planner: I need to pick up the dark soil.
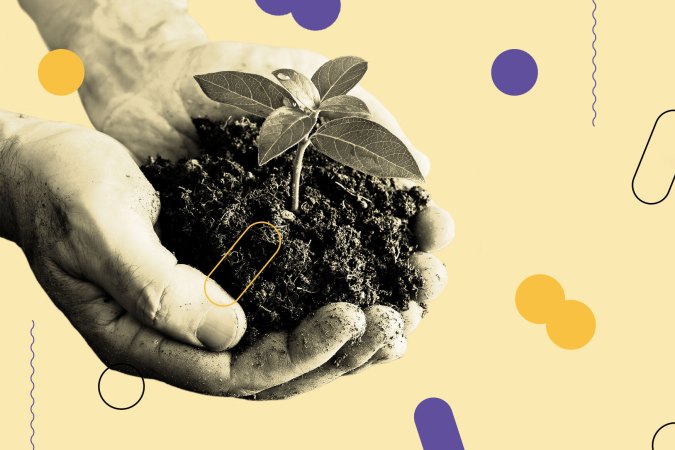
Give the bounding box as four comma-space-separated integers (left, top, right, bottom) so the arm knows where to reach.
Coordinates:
141, 117, 430, 347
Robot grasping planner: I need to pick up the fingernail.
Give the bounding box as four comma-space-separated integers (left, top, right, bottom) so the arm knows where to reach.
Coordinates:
412, 205, 455, 252
197, 307, 242, 351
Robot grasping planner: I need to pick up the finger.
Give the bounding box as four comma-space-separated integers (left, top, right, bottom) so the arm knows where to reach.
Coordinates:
253, 305, 404, 400
36, 260, 235, 395
351, 85, 431, 178
371, 336, 408, 364
68, 157, 246, 351
346, 336, 408, 376
350, 335, 408, 375
401, 301, 425, 335
228, 303, 367, 397
90, 222, 245, 351
412, 202, 455, 252
99, 96, 200, 164
372, 336, 407, 362
411, 252, 448, 303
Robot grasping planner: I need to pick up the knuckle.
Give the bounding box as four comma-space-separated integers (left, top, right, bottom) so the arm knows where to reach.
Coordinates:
324, 302, 367, 336
364, 305, 405, 340
135, 280, 171, 327
375, 336, 408, 363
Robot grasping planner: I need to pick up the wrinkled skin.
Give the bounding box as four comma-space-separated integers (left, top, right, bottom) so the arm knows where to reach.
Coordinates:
15, 0, 454, 398
1, 117, 423, 397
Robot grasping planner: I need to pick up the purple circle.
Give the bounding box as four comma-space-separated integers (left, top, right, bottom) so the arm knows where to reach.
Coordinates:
292, 0, 341, 31
491, 49, 538, 96
256, 0, 294, 16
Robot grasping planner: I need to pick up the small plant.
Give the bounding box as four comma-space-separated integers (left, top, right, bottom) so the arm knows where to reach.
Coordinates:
194, 56, 424, 212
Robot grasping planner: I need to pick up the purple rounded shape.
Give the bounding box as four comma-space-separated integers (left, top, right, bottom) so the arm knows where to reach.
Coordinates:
491, 49, 538, 96
414, 397, 465, 450
292, 0, 341, 31
256, 0, 294, 16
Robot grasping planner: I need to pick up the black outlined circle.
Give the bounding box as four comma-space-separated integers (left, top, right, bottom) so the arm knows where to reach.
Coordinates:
652, 422, 675, 449
98, 364, 145, 410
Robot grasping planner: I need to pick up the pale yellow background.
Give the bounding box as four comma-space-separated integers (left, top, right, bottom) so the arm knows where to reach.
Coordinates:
1, 1, 674, 449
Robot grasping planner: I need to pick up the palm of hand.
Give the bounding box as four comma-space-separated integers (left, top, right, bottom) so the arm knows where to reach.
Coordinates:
77, 40, 450, 398
14, 123, 409, 399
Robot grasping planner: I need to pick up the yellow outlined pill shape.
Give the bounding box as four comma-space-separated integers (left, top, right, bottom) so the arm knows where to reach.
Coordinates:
203, 221, 282, 307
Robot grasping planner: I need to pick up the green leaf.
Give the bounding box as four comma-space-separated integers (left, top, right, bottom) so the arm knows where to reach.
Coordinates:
311, 56, 368, 101
319, 95, 370, 119
194, 72, 291, 118
310, 117, 424, 182
272, 69, 321, 110
258, 107, 317, 165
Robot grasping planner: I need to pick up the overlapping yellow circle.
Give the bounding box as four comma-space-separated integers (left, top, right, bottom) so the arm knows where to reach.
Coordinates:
516, 274, 595, 349
516, 274, 565, 324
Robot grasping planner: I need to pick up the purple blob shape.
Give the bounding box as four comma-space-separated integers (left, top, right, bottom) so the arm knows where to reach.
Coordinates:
414, 398, 465, 450
292, 0, 341, 31
256, 0, 294, 16
491, 49, 538, 96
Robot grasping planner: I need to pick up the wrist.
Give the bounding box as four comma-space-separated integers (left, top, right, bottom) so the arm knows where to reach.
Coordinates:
20, 0, 208, 126
0, 111, 69, 247
19, 0, 202, 48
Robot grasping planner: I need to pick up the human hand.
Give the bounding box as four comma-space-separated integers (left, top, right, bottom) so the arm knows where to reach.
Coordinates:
149, 44, 455, 399
96, 41, 451, 331
0, 113, 400, 397
20, 0, 455, 395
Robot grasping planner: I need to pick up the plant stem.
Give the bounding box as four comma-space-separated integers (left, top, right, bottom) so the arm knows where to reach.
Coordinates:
291, 137, 312, 212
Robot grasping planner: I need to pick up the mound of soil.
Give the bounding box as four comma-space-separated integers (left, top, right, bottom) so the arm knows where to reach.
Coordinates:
141, 117, 430, 347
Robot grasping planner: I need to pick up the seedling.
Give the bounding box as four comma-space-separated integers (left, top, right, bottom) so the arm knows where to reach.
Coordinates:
194, 56, 424, 211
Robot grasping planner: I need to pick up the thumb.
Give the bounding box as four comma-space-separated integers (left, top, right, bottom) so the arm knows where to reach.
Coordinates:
79, 201, 246, 352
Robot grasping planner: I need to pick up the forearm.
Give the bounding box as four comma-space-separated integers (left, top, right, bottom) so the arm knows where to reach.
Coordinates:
19, 0, 206, 50
0, 111, 33, 244
19, 0, 208, 124
0, 111, 75, 247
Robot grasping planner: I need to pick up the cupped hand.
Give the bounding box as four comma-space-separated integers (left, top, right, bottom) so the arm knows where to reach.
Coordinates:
77, 39, 454, 395
18, 0, 453, 399
1, 114, 405, 397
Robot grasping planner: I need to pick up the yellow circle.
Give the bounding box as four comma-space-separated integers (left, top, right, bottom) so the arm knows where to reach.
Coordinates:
516, 274, 565, 324
546, 300, 596, 350
38, 49, 85, 95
